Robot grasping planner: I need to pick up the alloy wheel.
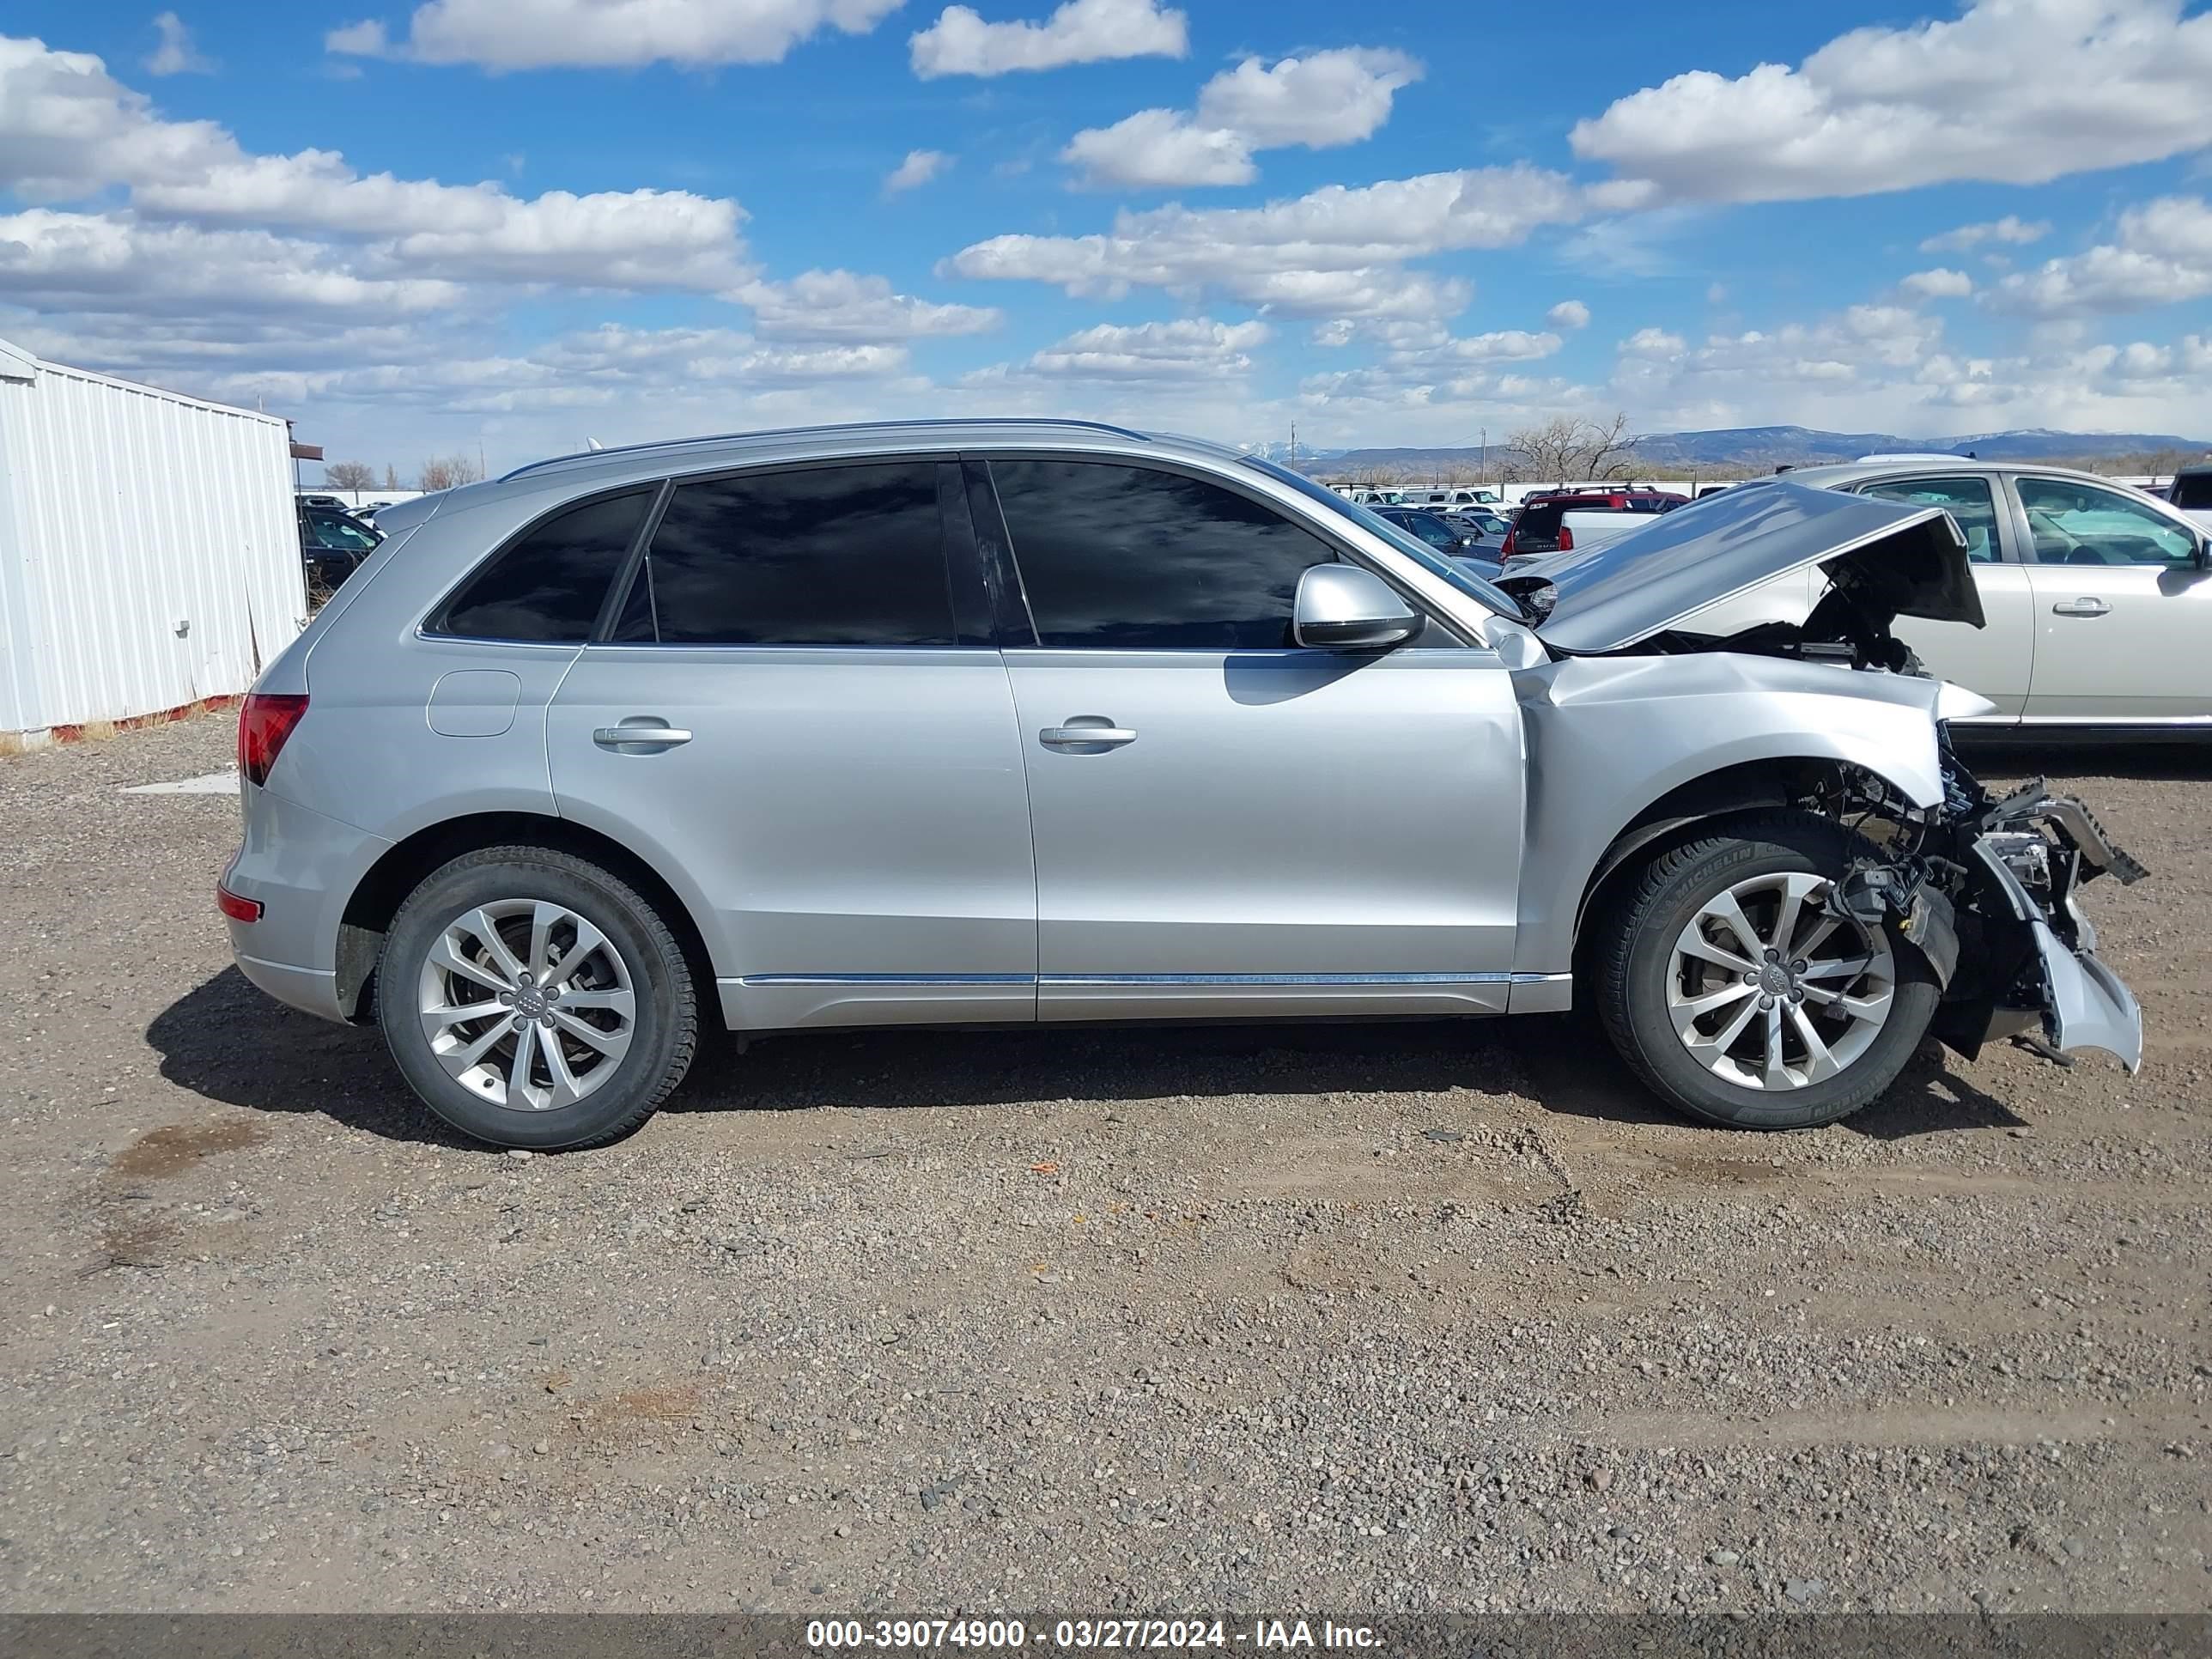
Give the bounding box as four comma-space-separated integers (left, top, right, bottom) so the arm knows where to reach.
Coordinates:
416, 900, 637, 1111
1666, 871, 1895, 1091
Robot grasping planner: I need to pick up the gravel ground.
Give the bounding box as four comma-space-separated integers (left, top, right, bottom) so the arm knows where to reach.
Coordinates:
1, 710, 2207, 1614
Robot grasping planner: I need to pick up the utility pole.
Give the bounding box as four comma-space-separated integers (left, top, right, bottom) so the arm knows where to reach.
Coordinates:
1480, 427, 1487, 489
1289, 422, 1297, 472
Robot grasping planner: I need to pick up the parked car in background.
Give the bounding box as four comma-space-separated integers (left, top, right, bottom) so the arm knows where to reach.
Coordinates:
298, 503, 383, 596
2167, 463, 2212, 531
1502, 460, 2212, 735
1407, 487, 1504, 510
1446, 508, 1513, 543
222, 422, 2139, 1151
1371, 505, 1484, 554
1498, 489, 1688, 560
298, 494, 346, 511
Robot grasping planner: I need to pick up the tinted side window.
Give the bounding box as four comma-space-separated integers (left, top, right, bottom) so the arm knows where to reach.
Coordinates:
625, 462, 952, 647
437, 488, 653, 642
991, 460, 1337, 649
2171, 473, 2212, 508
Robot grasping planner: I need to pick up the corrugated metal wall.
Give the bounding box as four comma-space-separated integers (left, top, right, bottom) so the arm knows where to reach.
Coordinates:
0, 337, 306, 737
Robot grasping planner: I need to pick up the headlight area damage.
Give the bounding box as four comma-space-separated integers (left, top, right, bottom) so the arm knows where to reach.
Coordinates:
1824, 743, 2146, 1072
1507, 479, 2147, 1075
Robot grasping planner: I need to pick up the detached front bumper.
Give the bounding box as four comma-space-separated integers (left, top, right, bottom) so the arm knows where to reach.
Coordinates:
1948, 779, 2146, 1073
1968, 836, 2142, 1072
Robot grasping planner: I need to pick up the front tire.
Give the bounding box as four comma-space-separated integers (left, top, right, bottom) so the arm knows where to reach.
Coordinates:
376, 846, 698, 1150
1593, 812, 1939, 1130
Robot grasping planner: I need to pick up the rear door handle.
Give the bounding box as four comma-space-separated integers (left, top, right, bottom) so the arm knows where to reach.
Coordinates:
2051, 598, 2112, 617
593, 720, 693, 750
1040, 718, 1137, 750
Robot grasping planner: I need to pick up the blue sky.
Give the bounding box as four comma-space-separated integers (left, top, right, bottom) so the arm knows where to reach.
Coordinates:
5, 0, 2212, 477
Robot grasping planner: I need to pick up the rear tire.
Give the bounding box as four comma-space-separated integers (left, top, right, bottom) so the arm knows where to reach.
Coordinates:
1593, 811, 1938, 1130
376, 846, 698, 1150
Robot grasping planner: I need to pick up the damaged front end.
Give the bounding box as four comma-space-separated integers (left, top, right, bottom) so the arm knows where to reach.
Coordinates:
1505, 478, 2147, 1075
1816, 737, 2144, 1073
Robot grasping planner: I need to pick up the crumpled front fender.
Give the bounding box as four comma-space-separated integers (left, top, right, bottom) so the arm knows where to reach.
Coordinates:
1514, 651, 1949, 975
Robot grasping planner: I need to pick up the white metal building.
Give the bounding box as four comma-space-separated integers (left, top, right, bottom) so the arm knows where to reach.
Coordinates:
0, 337, 305, 744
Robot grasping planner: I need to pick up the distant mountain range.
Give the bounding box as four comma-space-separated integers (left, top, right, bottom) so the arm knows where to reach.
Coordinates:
1256, 425, 2212, 474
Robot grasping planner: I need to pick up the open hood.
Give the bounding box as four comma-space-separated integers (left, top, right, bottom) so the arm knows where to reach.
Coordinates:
1505, 479, 1984, 654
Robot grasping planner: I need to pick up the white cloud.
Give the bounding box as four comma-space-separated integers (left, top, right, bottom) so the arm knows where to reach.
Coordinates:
882, 148, 950, 195
910, 0, 1185, 76
1546, 298, 1590, 330
1295, 325, 1567, 415
328, 0, 905, 70
1061, 47, 1419, 190
948, 164, 1586, 317
734, 269, 1000, 341
1621, 326, 1686, 359
170, 322, 924, 420
1607, 304, 1954, 430
1010, 316, 1270, 381
0, 210, 468, 318
1899, 267, 1973, 299
0, 33, 754, 292
1196, 47, 1419, 149
324, 20, 390, 54
145, 12, 214, 76
2063, 333, 2212, 381
0, 26, 1000, 455
0, 34, 233, 198
1062, 111, 1255, 190
1991, 195, 2212, 316
1571, 0, 2212, 204
1920, 214, 2050, 253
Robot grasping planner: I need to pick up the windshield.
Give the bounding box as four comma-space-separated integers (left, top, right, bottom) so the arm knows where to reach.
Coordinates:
1239, 457, 1521, 620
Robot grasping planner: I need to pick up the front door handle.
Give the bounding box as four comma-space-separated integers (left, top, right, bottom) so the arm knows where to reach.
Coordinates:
1040, 717, 1137, 750
2051, 598, 2112, 617
593, 720, 693, 750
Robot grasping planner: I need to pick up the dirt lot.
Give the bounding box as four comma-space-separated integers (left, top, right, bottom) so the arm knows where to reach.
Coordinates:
0, 709, 2207, 1614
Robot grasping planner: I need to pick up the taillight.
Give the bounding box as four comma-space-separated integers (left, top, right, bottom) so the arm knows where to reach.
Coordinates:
216, 881, 262, 923
1499, 527, 1517, 559
238, 692, 308, 787
1555, 525, 1575, 552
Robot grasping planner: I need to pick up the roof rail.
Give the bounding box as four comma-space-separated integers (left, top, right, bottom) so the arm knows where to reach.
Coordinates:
500, 417, 1157, 481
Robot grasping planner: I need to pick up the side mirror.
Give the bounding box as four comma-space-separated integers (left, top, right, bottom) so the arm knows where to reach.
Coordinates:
1294, 564, 1420, 650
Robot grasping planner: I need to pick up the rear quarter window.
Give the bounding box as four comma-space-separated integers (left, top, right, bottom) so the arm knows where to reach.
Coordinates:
432, 487, 656, 642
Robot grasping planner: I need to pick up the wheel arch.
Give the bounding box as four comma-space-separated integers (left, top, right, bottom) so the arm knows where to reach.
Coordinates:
336, 811, 717, 1022
1568, 757, 1908, 969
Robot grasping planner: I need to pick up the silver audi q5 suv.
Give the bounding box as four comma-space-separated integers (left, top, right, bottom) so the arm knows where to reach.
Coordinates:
222, 420, 2145, 1149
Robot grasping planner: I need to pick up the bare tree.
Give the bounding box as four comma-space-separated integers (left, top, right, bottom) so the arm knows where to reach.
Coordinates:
1580, 411, 1641, 481
1506, 416, 1586, 486
1505, 412, 1642, 485
383, 463, 400, 490
417, 452, 487, 492
325, 460, 374, 490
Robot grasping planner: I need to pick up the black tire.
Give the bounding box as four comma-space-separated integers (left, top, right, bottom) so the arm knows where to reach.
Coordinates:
1592, 811, 1939, 1130
376, 846, 698, 1150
